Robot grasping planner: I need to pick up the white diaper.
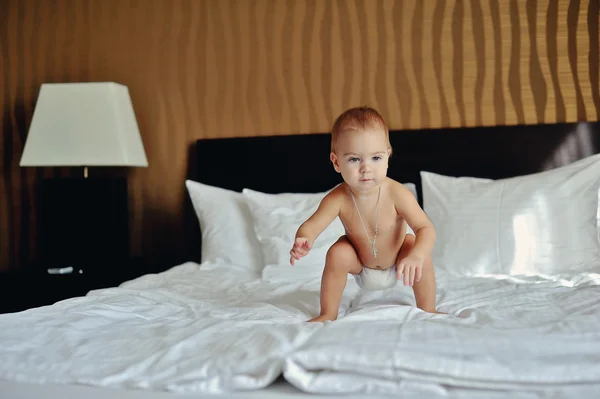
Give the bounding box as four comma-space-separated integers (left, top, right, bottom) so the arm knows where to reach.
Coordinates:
353, 265, 398, 290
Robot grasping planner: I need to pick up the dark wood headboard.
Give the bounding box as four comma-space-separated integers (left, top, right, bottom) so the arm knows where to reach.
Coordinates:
191, 121, 600, 202
183, 121, 599, 263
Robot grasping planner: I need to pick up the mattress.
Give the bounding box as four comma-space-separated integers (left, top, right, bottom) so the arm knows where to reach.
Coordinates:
1, 261, 600, 398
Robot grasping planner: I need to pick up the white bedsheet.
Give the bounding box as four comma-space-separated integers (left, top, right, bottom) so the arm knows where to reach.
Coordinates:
283, 272, 600, 395
0, 263, 321, 393
1, 261, 600, 397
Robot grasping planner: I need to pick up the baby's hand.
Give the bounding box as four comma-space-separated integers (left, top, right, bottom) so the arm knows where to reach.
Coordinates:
396, 254, 423, 286
290, 237, 312, 266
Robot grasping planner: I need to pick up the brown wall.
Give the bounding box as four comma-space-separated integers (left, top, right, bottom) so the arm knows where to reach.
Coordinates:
1, 0, 599, 271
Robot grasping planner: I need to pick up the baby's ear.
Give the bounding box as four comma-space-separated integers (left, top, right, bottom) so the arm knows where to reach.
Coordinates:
330, 152, 341, 172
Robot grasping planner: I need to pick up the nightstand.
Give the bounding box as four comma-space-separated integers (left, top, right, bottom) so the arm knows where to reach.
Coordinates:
0, 258, 148, 314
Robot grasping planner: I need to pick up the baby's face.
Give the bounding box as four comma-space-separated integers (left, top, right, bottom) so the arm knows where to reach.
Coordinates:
330, 127, 390, 193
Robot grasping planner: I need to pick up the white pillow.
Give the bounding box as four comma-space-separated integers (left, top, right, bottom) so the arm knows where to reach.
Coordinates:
242, 183, 419, 269
421, 153, 600, 278
242, 188, 343, 268
185, 180, 263, 271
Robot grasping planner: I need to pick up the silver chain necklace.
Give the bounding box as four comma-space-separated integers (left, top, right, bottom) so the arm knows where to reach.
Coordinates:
350, 185, 382, 258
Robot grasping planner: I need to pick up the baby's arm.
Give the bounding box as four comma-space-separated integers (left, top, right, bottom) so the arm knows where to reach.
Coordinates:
392, 182, 439, 313
290, 190, 342, 265
392, 183, 436, 262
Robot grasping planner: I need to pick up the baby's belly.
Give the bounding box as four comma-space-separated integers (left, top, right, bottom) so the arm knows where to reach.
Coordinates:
347, 228, 407, 270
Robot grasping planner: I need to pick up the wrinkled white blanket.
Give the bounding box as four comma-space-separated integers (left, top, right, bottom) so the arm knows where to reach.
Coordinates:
1, 261, 599, 397
283, 271, 600, 395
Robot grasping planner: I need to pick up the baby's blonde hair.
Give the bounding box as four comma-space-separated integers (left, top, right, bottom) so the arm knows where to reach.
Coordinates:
330, 106, 391, 154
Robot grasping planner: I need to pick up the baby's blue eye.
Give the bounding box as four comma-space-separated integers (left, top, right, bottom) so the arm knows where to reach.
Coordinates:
348, 157, 360, 163
372, 156, 382, 161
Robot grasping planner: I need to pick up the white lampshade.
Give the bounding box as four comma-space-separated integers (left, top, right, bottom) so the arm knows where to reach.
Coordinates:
20, 82, 148, 167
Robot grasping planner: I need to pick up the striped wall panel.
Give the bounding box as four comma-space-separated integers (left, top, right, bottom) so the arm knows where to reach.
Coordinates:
1, 0, 599, 270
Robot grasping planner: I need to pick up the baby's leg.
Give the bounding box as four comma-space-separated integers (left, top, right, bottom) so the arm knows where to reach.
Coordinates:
308, 236, 362, 323
397, 234, 438, 313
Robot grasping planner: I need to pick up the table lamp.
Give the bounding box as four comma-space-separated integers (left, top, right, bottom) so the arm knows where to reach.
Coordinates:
20, 82, 148, 272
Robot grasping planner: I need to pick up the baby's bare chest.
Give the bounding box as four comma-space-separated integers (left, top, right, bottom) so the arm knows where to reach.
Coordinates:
340, 201, 403, 239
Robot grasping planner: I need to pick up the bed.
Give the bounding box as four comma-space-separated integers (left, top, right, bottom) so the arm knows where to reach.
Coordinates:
2, 121, 600, 399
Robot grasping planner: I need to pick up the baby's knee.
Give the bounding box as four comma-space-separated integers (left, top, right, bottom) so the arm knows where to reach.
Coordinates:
325, 237, 360, 271
326, 236, 353, 259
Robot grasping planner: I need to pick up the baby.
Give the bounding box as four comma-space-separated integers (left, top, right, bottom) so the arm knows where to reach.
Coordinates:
290, 106, 440, 322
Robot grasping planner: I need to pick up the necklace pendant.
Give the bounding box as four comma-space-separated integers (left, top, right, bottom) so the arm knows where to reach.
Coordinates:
372, 245, 378, 258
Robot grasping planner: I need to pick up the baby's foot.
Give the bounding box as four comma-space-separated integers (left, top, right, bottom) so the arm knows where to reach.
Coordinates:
307, 314, 336, 323
426, 309, 447, 315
